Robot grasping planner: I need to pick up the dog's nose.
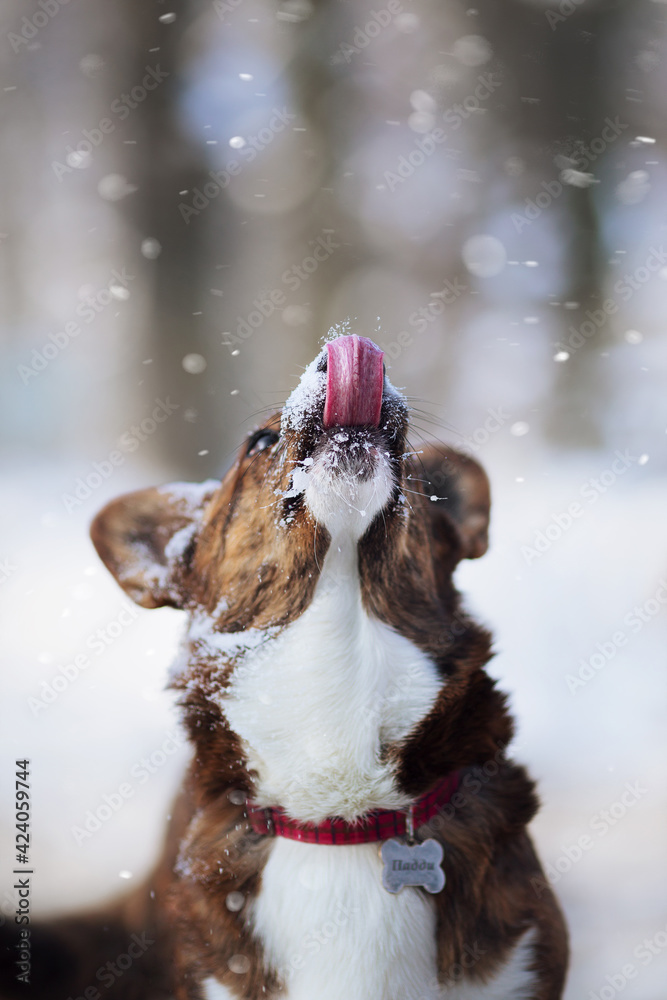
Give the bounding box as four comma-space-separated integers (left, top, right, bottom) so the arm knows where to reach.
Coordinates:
323, 335, 385, 430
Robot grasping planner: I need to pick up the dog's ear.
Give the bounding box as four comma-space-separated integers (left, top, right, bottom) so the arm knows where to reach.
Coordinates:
416, 446, 490, 559
90, 481, 219, 609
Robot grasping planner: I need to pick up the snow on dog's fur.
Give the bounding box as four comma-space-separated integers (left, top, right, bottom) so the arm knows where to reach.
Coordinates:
1, 334, 568, 1000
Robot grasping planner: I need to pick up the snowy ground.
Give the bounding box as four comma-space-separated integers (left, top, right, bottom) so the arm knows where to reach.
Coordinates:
1, 443, 665, 999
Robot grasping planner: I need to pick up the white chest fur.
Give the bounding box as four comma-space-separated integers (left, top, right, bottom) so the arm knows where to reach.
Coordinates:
251, 838, 440, 1000
221, 540, 443, 823
201, 917, 538, 1000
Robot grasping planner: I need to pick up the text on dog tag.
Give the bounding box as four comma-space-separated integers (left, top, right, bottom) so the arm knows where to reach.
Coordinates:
381, 838, 445, 894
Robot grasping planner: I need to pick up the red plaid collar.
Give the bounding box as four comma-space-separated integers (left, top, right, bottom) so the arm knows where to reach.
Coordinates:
246, 773, 459, 845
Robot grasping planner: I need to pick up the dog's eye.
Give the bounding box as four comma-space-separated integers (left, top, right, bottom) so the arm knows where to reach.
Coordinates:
316, 353, 328, 373
247, 429, 280, 457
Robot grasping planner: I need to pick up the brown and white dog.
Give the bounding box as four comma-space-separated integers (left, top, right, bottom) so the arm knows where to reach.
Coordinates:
2, 333, 568, 999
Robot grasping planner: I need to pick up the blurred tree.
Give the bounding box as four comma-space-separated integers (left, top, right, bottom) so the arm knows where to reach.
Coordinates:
475, 0, 631, 447
115, 0, 235, 476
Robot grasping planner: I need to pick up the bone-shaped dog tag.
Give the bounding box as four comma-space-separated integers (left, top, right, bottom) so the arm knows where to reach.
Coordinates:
381, 838, 445, 894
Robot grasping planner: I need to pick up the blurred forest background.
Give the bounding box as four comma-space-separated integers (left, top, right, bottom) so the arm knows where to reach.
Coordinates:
1, 0, 666, 997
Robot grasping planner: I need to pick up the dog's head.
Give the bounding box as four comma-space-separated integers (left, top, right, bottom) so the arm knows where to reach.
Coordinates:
91, 332, 490, 643
91, 334, 489, 628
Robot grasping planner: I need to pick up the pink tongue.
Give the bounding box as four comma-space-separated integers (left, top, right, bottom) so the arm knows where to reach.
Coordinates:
323, 335, 385, 429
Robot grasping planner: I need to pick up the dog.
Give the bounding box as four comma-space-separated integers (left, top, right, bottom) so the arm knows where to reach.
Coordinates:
1, 333, 568, 999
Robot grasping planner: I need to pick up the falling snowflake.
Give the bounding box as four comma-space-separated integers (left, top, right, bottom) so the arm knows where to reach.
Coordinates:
182, 354, 207, 374
141, 238, 162, 260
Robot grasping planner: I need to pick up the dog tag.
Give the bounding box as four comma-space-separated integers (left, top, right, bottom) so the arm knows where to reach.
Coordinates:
381, 838, 445, 894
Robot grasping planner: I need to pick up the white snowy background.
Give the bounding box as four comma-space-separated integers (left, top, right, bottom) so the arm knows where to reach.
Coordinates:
1, 0, 666, 998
